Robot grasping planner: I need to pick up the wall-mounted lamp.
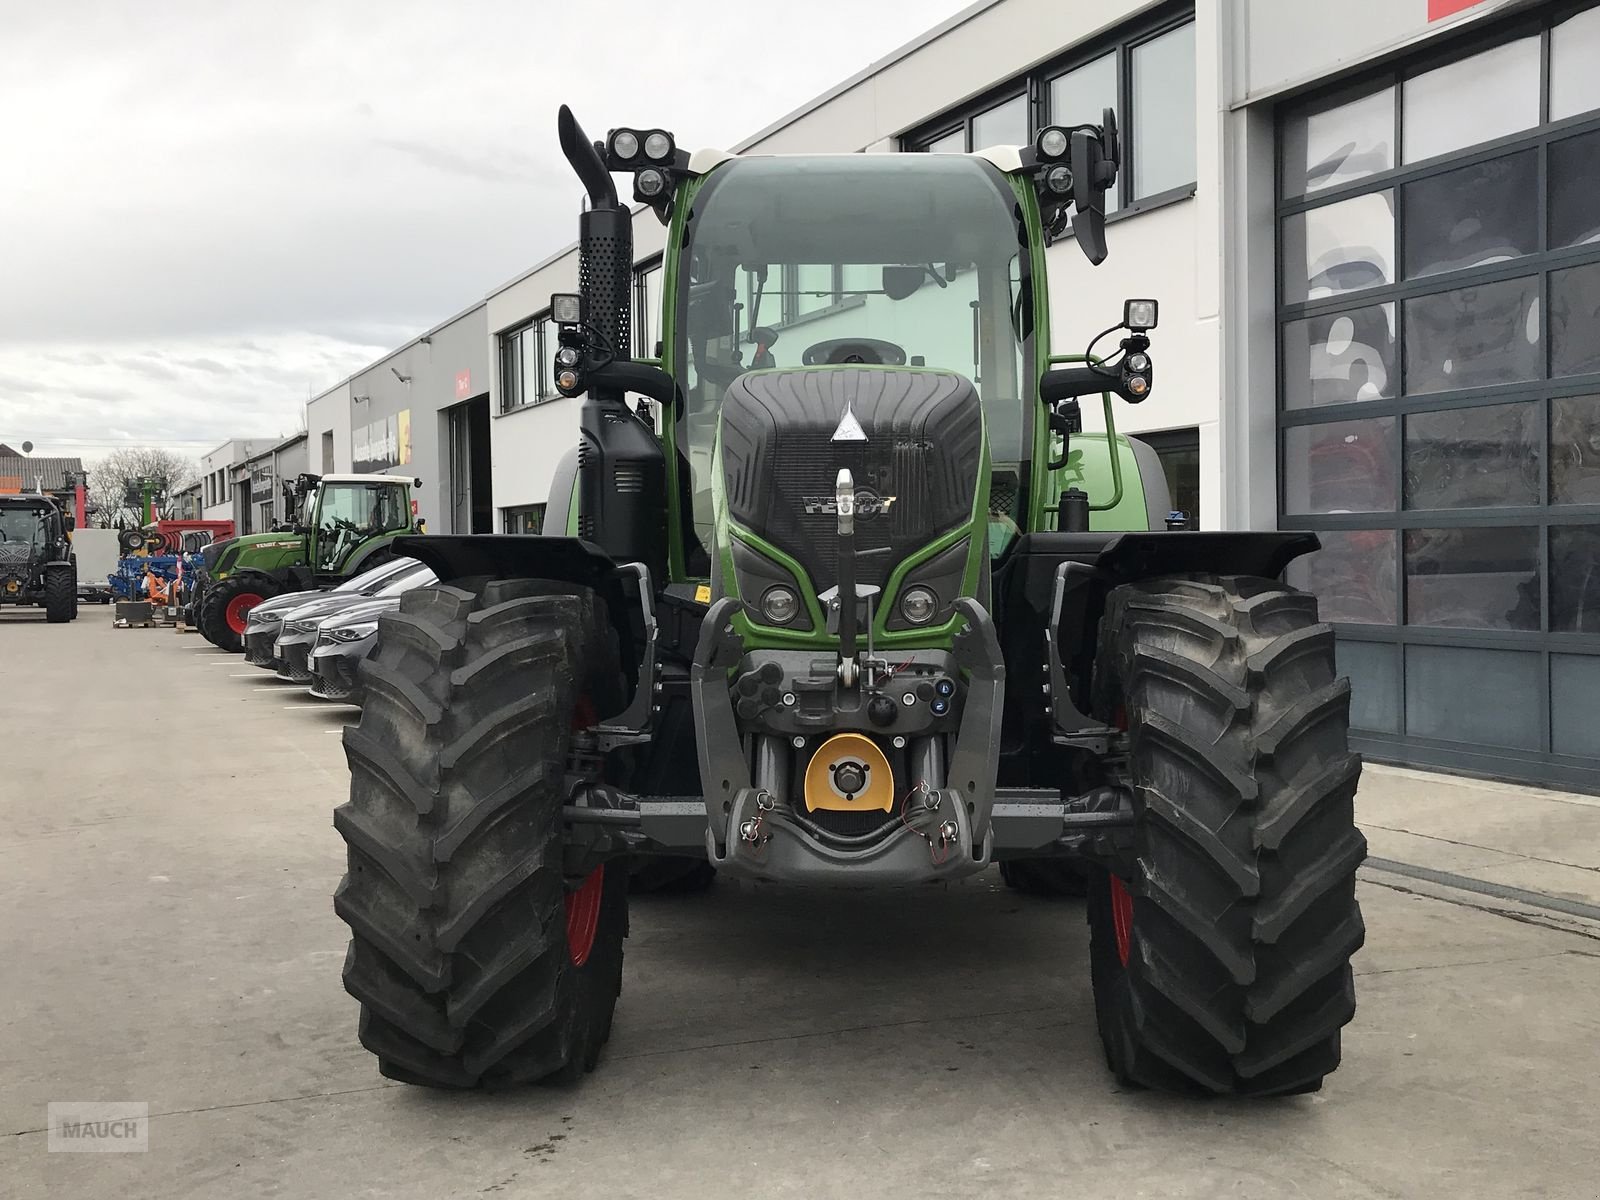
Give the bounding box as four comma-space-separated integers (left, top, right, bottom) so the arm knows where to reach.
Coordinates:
390, 367, 412, 384
353, 394, 371, 404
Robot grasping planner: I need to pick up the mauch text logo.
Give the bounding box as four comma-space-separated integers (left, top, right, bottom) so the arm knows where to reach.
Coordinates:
47, 1102, 149, 1153
803, 490, 897, 516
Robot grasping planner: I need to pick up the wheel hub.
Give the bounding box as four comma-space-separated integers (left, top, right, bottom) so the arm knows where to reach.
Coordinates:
564, 866, 605, 967
224, 592, 264, 634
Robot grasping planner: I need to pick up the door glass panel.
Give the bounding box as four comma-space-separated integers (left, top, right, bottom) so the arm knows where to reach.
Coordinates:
1404, 401, 1540, 509
1281, 85, 1394, 198
1282, 191, 1395, 303
1337, 639, 1400, 732
1402, 36, 1539, 164
1549, 130, 1600, 249
1403, 149, 1536, 278
971, 94, 1027, 150
1550, 524, 1600, 632
1552, 654, 1600, 756
1551, 5, 1600, 121
1404, 525, 1540, 630
1403, 276, 1541, 394
1551, 261, 1600, 378
1405, 645, 1542, 750
1287, 528, 1397, 625
1284, 417, 1397, 513
1049, 53, 1119, 213
1551, 394, 1600, 504
1132, 22, 1197, 198
1283, 302, 1395, 409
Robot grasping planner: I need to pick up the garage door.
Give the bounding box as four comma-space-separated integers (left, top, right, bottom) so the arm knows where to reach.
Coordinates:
1276, 4, 1600, 789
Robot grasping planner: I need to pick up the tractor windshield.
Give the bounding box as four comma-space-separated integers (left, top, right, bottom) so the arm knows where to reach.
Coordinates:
0, 504, 48, 547
313, 483, 409, 572
674, 153, 1033, 571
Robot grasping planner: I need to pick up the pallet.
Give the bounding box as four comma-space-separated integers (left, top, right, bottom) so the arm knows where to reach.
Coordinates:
114, 600, 153, 628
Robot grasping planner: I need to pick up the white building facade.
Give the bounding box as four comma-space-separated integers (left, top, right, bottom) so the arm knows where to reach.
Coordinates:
308, 0, 1600, 789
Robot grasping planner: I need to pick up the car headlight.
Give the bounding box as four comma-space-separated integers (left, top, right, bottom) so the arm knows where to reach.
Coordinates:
329, 622, 378, 643
254, 611, 282, 625
286, 619, 316, 635
899, 586, 939, 625
760, 586, 800, 625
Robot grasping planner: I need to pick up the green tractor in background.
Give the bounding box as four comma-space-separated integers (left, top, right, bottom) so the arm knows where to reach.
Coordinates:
333, 107, 1365, 1097
195, 472, 420, 652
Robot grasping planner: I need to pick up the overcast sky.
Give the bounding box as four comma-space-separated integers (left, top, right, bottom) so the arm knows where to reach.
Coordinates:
0, 0, 971, 463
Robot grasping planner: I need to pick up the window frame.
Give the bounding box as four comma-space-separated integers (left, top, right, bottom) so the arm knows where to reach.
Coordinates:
902, 1, 1198, 216
497, 311, 559, 413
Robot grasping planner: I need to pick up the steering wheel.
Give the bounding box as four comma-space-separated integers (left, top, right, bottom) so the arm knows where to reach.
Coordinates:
801, 337, 908, 366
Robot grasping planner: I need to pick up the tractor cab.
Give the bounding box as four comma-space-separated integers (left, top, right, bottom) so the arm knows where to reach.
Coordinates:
295, 474, 416, 577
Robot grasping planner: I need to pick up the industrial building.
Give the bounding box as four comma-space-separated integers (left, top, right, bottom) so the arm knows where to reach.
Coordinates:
301, 0, 1600, 790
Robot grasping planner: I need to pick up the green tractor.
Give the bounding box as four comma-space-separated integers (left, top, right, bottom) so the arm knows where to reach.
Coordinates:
195, 472, 419, 652
334, 108, 1365, 1096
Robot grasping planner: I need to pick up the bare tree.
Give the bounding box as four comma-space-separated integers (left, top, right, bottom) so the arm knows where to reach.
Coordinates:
87, 447, 198, 527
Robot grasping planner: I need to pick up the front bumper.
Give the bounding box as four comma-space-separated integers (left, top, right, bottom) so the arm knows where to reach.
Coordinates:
309, 636, 370, 704
685, 596, 1006, 887
243, 626, 280, 668
274, 635, 315, 683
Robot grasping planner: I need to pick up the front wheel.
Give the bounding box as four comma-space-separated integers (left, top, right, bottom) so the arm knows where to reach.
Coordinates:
334, 578, 628, 1088
43, 566, 74, 623
1086, 575, 1366, 1097
199, 576, 280, 652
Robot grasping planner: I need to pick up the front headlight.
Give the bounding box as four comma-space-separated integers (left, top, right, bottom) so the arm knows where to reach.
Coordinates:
254, 611, 282, 625
899, 586, 939, 625
760, 586, 800, 625
286, 619, 316, 635
329, 622, 378, 643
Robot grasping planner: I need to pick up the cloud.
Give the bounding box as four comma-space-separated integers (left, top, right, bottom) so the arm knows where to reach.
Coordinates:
0, 0, 972, 449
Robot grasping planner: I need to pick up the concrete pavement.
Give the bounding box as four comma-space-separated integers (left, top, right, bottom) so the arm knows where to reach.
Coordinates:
4, 608, 1600, 1199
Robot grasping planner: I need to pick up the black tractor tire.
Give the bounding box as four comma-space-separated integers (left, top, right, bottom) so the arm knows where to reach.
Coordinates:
628, 856, 717, 895
43, 567, 75, 623
199, 576, 282, 653
998, 859, 1089, 898
1085, 575, 1365, 1097
334, 578, 629, 1088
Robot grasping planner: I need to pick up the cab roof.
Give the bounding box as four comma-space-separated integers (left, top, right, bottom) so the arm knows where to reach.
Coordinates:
318, 474, 413, 486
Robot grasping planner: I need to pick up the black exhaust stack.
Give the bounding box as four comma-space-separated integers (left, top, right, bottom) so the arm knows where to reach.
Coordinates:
557, 105, 667, 583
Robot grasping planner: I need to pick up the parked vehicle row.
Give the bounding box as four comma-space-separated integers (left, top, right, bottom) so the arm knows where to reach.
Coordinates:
239, 557, 435, 704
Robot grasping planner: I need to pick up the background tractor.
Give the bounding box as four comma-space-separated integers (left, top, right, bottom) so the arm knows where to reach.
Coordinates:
0, 493, 77, 622
333, 107, 1365, 1097
193, 472, 420, 652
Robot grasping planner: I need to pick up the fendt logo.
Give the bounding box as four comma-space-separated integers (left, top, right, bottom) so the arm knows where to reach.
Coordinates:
803, 490, 897, 516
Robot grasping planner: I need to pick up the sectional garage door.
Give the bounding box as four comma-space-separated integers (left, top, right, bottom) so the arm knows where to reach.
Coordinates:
1277, 4, 1600, 789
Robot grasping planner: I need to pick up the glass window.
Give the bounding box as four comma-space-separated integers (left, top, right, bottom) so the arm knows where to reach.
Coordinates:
1337, 640, 1401, 733
636, 264, 664, 358
1287, 528, 1397, 624
1403, 275, 1541, 394
1550, 130, 1600, 249
677, 155, 1029, 561
1281, 191, 1394, 303
793, 263, 836, 318
1281, 85, 1395, 198
1050, 53, 1119, 213
1551, 5, 1600, 121
1282, 303, 1396, 409
971, 94, 1027, 150
1552, 654, 1600, 756
537, 316, 558, 401
1402, 149, 1537, 278
1283, 416, 1397, 514
1132, 22, 1197, 199
1551, 261, 1600, 378
499, 328, 523, 412
1405, 645, 1542, 749
1403, 401, 1540, 509
1551, 524, 1600, 632
1401, 36, 1540, 164
1552, 394, 1600, 504
502, 503, 547, 535
314, 483, 409, 572
1404, 525, 1540, 630
921, 128, 965, 154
